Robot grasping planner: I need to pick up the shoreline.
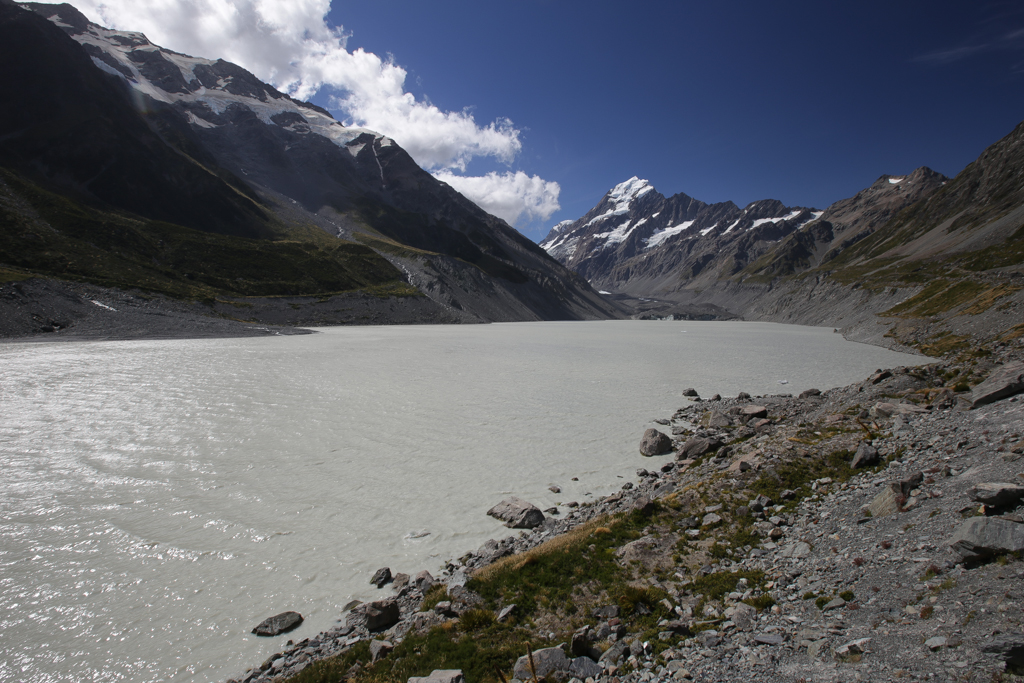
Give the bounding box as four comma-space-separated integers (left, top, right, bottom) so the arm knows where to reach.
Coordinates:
229, 343, 1024, 683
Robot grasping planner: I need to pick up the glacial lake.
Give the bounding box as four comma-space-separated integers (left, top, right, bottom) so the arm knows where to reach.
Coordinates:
0, 320, 926, 682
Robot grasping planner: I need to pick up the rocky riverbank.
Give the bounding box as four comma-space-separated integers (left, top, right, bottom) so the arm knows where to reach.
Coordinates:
230, 341, 1024, 683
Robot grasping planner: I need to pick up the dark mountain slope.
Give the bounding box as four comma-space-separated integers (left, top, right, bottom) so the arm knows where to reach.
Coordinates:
0, 0, 274, 238
0, 2, 619, 334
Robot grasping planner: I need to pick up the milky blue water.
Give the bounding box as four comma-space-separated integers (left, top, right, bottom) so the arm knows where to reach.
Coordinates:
0, 321, 924, 682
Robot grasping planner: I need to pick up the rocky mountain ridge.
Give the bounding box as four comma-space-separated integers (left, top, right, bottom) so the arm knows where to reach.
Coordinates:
0, 1, 620, 338
542, 122, 1024, 354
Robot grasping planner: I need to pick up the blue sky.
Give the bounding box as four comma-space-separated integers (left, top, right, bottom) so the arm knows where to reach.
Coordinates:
67, 0, 1024, 241
319, 0, 1024, 238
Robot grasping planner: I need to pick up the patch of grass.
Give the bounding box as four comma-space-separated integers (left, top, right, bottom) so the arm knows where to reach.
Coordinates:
882, 280, 989, 318
815, 596, 831, 610
421, 585, 449, 612
750, 449, 858, 507
689, 570, 766, 601
919, 332, 971, 357
468, 510, 661, 621
284, 639, 371, 683
743, 594, 776, 611
839, 590, 855, 602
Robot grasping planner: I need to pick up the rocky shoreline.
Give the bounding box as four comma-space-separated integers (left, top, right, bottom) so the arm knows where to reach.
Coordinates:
227, 342, 1024, 683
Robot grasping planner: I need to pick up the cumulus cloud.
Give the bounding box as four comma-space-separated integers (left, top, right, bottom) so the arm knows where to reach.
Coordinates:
61, 0, 543, 199
433, 171, 561, 225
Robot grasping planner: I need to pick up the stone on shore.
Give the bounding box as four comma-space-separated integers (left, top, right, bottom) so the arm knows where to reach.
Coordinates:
799, 388, 821, 398
866, 483, 904, 518
949, 517, 1024, 561
487, 497, 545, 529
370, 567, 392, 588
677, 436, 721, 460
850, 441, 879, 468
705, 410, 732, 428
682, 388, 699, 397
512, 646, 569, 680
739, 405, 768, 419
970, 361, 1024, 407
251, 611, 303, 637
639, 428, 673, 456
365, 599, 401, 631
970, 482, 1024, 508
407, 670, 465, 683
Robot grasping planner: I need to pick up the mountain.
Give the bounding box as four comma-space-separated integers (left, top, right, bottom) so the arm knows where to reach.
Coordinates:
0, 1, 619, 335
543, 124, 1024, 352
540, 178, 820, 297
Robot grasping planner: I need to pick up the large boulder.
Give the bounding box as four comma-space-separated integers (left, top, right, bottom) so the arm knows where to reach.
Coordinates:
981, 634, 1024, 669
850, 442, 879, 469
866, 483, 903, 518
365, 599, 401, 631
677, 436, 721, 460
739, 405, 768, 419
512, 647, 569, 680
370, 567, 392, 588
949, 517, 1024, 561
487, 497, 545, 529
970, 482, 1024, 508
639, 428, 673, 456
251, 611, 303, 637
408, 671, 465, 683
971, 361, 1024, 407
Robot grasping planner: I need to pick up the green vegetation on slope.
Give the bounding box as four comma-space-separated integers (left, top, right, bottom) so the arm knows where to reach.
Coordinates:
0, 168, 412, 300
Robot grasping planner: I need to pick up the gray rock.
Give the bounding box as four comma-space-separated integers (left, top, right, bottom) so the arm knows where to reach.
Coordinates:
706, 410, 732, 428
633, 496, 655, 515
413, 570, 436, 591
850, 441, 879, 469
900, 471, 924, 496
949, 517, 1024, 561
365, 599, 401, 631
702, 513, 722, 526
866, 483, 903, 518
799, 388, 821, 398
677, 436, 721, 460
487, 497, 545, 529
709, 393, 721, 401
970, 482, 1024, 508
599, 640, 628, 666
739, 405, 768, 419
737, 392, 751, 400
251, 611, 303, 637
749, 494, 772, 512
730, 603, 757, 630
568, 656, 602, 679
370, 567, 392, 588
408, 670, 465, 683
496, 604, 516, 622
822, 597, 846, 611
925, 636, 947, 651
779, 541, 811, 558
370, 639, 393, 662
682, 388, 699, 397
835, 637, 871, 656
640, 428, 673, 456
981, 633, 1024, 668
971, 361, 1024, 407
512, 646, 569, 680
753, 633, 784, 646
870, 370, 892, 384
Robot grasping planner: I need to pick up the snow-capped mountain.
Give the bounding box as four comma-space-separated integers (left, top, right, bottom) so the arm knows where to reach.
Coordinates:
0, 2, 618, 323
541, 177, 820, 294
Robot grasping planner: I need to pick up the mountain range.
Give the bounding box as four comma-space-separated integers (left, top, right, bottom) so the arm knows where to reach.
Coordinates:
542, 123, 1024, 352
0, 0, 619, 336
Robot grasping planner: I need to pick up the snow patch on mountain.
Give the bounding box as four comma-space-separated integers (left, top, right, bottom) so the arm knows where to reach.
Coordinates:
584, 176, 653, 227
645, 220, 695, 249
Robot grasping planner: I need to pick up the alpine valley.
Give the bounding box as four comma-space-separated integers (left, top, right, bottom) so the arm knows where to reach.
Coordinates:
542, 126, 1024, 354
0, 1, 620, 339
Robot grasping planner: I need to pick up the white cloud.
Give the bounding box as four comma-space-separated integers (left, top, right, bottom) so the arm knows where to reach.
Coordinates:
61, 0, 527, 173
433, 171, 561, 226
